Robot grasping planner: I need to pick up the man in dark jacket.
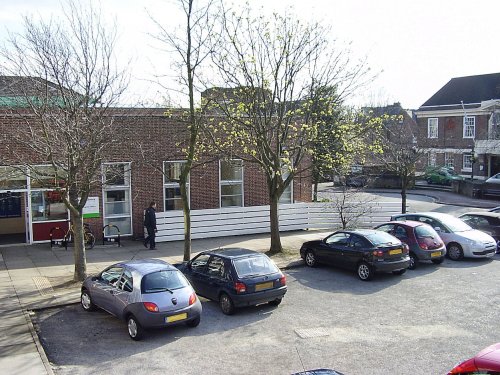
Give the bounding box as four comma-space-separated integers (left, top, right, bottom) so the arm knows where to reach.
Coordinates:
143, 201, 157, 250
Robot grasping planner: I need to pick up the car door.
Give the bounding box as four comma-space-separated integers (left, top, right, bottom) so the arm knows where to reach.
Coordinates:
203, 256, 229, 300
341, 234, 369, 269
323, 232, 351, 266
185, 253, 211, 297
91, 266, 124, 314
110, 268, 134, 318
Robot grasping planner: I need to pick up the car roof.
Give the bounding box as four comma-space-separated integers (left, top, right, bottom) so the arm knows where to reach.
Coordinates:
114, 258, 177, 275
460, 212, 500, 219
201, 248, 261, 259
338, 229, 386, 236
379, 220, 427, 228
395, 212, 453, 221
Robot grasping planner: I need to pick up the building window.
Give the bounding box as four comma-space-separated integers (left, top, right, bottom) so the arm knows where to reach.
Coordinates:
427, 118, 438, 138
279, 166, 293, 204
463, 154, 473, 170
463, 116, 475, 138
444, 153, 454, 169
428, 152, 437, 167
164, 161, 189, 211
220, 159, 243, 207
102, 163, 132, 236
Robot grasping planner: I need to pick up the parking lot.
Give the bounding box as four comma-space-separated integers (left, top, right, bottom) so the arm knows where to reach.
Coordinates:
35, 256, 500, 375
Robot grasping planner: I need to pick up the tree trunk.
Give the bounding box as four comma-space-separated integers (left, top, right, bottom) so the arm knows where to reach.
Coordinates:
180, 180, 191, 261
313, 181, 318, 202
401, 176, 407, 214
72, 213, 87, 281
269, 193, 283, 254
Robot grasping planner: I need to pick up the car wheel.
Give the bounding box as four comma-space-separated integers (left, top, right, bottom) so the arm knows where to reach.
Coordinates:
408, 253, 418, 270
447, 243, 464, 261
219, 293, 235, 315
80, 289, 96, 311
127, 315, 144, 341
432, 257, 445, 265
357, 262, 373, 281
186, 316, 200, 328
304, 250, 318, 267
392, 269, 406, 276
268, 298, 282, 307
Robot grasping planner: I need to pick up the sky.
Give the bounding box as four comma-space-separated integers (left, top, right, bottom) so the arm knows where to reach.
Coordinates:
1, 0, 499, 109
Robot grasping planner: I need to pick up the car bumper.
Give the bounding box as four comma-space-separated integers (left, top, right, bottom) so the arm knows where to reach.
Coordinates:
126, 299, 202, 329
462, 243, 497, 258
414, 247, 446, 261
372, 258, 410, 273
232, 286, 287, 308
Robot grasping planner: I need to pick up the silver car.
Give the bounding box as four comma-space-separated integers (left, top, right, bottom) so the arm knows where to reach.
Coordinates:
391, 212, 497, 260
81, 258, 202, 340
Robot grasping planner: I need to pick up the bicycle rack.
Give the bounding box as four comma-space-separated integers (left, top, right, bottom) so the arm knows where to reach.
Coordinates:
103, 224, 121, 247
50, 226, 68, 250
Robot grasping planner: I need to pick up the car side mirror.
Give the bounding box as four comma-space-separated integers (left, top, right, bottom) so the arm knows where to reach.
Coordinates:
434, 226, 442, 232
186, 262, 192, 270
91, 276, 99, 281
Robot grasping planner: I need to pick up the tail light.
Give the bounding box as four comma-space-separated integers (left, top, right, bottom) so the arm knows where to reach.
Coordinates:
418, 241, 429, 250
447, 358, 477, 374
372, 250, 384, 257
188, 292, 197, 306
279, 275, 286, 285
402, 243, 409, 253
234, 282, 246, 293
143, 302, 159, 312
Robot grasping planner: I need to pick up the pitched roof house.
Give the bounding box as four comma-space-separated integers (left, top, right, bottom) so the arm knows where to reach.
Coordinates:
415, 73, 500, 179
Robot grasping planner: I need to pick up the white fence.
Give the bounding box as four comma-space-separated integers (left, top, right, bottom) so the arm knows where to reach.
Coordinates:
155, 201, 403, 243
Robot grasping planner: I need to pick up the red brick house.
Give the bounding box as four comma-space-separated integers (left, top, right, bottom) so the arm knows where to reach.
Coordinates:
0, 77, 311, 245
415, 73, 500, 179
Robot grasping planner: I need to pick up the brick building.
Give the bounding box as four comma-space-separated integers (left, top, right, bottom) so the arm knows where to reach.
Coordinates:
0, 78, 311, 245
414, 73, 500, 178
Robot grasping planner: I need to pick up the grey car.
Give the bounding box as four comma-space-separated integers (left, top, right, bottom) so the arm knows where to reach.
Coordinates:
81, 258, 202, 340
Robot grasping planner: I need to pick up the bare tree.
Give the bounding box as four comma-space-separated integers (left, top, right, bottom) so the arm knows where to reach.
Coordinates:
205, 7, 372, 253
148, 0, 218, 261
0, 1, 128, 281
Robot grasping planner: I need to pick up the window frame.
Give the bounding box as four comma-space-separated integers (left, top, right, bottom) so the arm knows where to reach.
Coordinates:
163, 161, 189, 211
462, 153, 473, 171
463, 116, 476, 139
428, 152, 437, 167
427, 118, 438, 138
444, 153, 454, 169
102, 162, 132, 236
219, 159, 244, 208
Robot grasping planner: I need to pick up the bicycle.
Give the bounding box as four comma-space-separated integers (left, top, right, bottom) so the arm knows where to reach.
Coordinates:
64, 222, 96, 250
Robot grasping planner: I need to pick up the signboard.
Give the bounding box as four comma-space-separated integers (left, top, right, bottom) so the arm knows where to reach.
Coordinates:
0, 193, 22, 218
83, 197, 100, 218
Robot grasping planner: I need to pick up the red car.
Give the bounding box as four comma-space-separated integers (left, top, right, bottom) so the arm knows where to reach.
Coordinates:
448, 343, 500, 374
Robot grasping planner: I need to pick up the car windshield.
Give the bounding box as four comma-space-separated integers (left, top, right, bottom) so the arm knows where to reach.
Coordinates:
365, 231, 400, 246
233, 255, 279, 278
141, 270, 189, 293
442, 217, 472, 232
415, 225, 439, 239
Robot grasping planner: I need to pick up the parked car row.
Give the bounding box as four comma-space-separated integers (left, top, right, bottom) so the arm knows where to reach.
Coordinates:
81, 249, 287, 340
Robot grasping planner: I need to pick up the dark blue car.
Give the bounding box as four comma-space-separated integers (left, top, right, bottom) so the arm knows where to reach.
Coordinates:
176, 248, 287, 315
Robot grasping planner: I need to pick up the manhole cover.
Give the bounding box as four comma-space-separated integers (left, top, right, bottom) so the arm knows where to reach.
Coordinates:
32, 276, 54, 295
294, 327, 330, 339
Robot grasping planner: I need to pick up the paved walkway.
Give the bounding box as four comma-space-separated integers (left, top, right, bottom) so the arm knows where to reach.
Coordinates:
1, 188, 499, 375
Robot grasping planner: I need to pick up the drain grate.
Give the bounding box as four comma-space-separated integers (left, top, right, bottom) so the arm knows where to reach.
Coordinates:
32, 276, 54, 295
294, 327, 330, 339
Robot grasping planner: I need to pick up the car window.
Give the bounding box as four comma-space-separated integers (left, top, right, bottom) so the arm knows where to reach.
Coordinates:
101, 266, 123, 286
415, 224, 439, 239
350, 235, 370, 249
461, 215, 489, 227
325, 232, 351, 246
393, 225, 409, 240
207, 256, 226, 279
365, 231, 400, 246
141, 270, 189, 293
376, 224, 395, 233
190, 254, 211, 272
117, 269, 133, 292
233, 255, 279, 278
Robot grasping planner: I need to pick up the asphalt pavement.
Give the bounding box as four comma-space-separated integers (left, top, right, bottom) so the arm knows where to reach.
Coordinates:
1, 188, 499, 375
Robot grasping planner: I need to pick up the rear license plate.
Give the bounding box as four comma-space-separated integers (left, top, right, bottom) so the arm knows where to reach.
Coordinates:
255, 281, 274, 291
389, 249, 402, 255
166, 313, 187, 323
431, 251, 441, 258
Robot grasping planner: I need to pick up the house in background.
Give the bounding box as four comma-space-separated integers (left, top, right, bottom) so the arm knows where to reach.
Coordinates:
415, 73, 500, 179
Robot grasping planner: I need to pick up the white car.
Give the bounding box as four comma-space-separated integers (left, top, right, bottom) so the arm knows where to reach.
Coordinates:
390, 212, 497, 260
486, 173, 500, 184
